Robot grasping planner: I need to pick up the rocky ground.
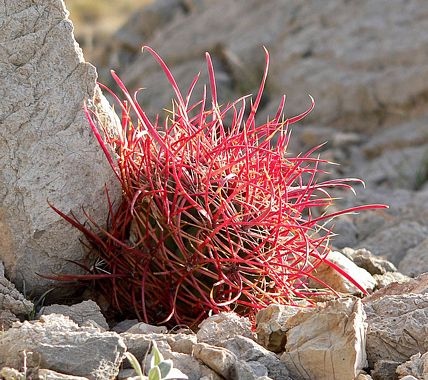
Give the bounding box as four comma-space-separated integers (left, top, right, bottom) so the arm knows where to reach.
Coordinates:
1, 0, 428, 379
1, 253, 428, 379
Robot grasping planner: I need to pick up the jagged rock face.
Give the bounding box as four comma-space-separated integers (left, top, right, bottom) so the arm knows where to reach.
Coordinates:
0, 1, 119, 294
280, 298, 367, 380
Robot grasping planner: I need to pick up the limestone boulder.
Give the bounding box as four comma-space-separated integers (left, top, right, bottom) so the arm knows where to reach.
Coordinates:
196, 312, 253, 346
341, 247, 397, 275
193, 342, 269, 380
373, 272, 410, 290
255, 303, 301, 353
221, 336, 291, 380
354, 145, 428, 191
124, 321, 167, 335
38, 369, 89, 380
193, 343, 240, 379
356, 374, 373, 380
0, 0, 119, 294
309, 250, 377, 294
337, 185, 428, 270
280, 298, 367, 380
111, 319, 139, 333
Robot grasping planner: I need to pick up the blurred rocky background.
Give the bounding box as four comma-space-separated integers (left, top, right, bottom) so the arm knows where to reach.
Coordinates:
1, 2, 428, 379
67, 0, 428, 278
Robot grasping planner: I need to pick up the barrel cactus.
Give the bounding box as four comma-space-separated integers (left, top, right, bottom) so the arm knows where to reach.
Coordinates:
52, 47, 387, 327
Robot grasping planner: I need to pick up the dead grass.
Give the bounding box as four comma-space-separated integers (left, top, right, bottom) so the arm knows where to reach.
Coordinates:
65, 0, 152, 33
64, 0, 152, 62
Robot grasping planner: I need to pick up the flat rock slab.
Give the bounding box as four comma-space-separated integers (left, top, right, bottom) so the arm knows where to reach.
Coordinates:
38, 300, 108, 330
196, 312, 253, 346
0, 0, 119, 294
0, 314, 126, 379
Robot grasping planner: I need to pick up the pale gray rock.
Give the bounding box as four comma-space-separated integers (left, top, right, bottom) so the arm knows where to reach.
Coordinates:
38, 369, 89, 380
352, 210, 389, 244
349, 116, 428, 190
196, 312, 253, 346
341, 247, 397, 275
332, 131, 364, 148
331, 215, 359, 249
363, 273, 428, 303
373, 272, 411, 290
293, 125, 337, 151
363, 116, 428, 158
309, 250, 376, 294
108, 0, 189, 71
269, 0, 428, 131
281, 298, 367, 380
0, 262, 33, 317
0, 0, 119, 295
120, 333, 163, 366
396, 352, 428, 380
120, 332, 197, 363
167, 334, 197, 355
364, 294, 428, 367
348, 187, 428, 230
167, 351, 222, 380
125, 322, 167, 334
398, 237, 428, 277
355, 145, 428, 190
255, 303, 301, 353
0, 314, 126, 379
193, 343, 237, 379
117, 368, 141, 380
193, 342, 257, 380
222, 336, 292, 380
38, 300, 108, 330
358, 221, 428, 266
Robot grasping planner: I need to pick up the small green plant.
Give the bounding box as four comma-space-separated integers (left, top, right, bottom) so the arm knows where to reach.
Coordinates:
125, 341, 188, 380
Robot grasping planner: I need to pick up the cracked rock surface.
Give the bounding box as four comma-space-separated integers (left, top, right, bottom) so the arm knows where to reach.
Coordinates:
0, 0, 120, 295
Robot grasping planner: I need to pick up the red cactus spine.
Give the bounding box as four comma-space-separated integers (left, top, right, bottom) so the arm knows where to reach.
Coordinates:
52, 47, 387, 327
